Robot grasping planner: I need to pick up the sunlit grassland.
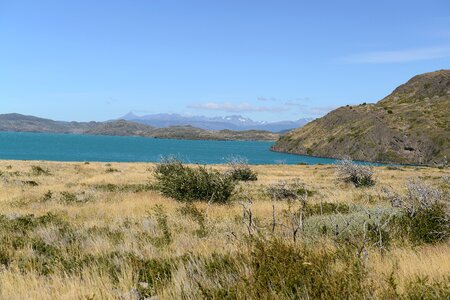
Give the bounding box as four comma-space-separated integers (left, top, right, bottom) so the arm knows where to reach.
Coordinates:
0, 160, 448, 299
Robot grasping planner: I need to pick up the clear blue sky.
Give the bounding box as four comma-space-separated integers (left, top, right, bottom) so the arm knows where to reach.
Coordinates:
1, 0, 449, 122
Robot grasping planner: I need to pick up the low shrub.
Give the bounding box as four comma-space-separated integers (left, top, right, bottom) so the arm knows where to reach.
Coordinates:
185, 237, 375, 299
407, 202, 449, 244
226, 158, 258, 181
42, 190, 53, 202
31, 165, 50, 176
247, 238, 372, 299
266, 179, 314, 201
336, 158, 375, 187
60, 191, 92, 204
153, 158, 235, 203
403, 276, 450, 299
93, 183, 153, 193
386, 179, 449, 244
22, 180, 39, 187
391, 202, 449, 245
105, 167, 120, 173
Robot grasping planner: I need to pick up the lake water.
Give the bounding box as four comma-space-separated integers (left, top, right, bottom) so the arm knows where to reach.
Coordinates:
0, 131, 342, 165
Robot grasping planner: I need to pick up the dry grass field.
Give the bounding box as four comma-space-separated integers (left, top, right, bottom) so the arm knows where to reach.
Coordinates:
0, 160, 448, 299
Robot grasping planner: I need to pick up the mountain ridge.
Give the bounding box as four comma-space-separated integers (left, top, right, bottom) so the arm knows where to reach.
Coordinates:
119, 113, 312, 132
0, 113, 279, 141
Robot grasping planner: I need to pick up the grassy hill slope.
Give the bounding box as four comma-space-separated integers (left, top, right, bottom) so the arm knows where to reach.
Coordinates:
272, 70, 450, 165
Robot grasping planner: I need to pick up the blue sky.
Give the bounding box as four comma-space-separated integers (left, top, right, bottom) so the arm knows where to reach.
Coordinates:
1, 0, 449, 122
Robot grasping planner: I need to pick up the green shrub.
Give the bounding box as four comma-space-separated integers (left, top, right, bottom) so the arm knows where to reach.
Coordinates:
403, 276, 450, 299
93, 183, 153, 193
226, 157, 258, 181
42, 190, 53, 202
22, 180, 39, 186
247, 238, 372, 299
387, 179, 449, 244
336, 158, 375, 187
392, 203, 449, 245
409, 203, 449, 244
31, 165, 50, 176
229, 166, 257, 181
266, 179, 314, 201
60, 191, 78, 203
60, 191, 91, 204
153, 158, 235, 203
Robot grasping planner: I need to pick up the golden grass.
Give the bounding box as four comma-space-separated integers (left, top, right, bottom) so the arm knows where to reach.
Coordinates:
0, 160, 448, 299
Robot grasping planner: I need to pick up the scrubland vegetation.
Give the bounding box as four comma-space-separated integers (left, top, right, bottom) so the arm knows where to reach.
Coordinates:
0, 159, 448, 299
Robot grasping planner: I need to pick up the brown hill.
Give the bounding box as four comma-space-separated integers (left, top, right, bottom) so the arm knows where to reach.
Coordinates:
272, 70, 450, 165
0, 114, 278, 141
86, 121, 279, 141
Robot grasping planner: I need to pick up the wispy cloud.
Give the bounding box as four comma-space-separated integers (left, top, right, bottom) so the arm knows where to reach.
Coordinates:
284, 97, 311, 107
341, 46, 450, 63
187, 100, 337, 117
257, 97, 277, 102
187, 102, 289, 113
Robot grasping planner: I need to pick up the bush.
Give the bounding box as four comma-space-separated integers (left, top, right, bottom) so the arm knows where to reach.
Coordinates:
153, 158, 235, 203
22, 180, 39, 187
186, 237, 374, 299
93, 183, 153, 193
407, 203, 449, 244
266, 179, 314, 201
31, 165, 50, 176
60, 191, 92, 204
403, 276, 450, 299
390, 202, 449, 245
247, 238, 372, 299
336, 158, 375, 187
226, 158, 257, 181
386, 179, 449, 244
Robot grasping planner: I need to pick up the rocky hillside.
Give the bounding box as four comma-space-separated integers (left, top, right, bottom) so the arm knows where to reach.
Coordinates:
0, 114, 278, 141
272, 70, 450, 165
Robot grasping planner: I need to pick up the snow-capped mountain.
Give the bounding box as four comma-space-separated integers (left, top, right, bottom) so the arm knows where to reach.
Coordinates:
119, 113, 313, 132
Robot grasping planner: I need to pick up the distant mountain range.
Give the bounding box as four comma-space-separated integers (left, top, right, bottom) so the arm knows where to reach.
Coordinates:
119, 113, 313, 132
0, 113, 279, 141
272, 70, 450, 165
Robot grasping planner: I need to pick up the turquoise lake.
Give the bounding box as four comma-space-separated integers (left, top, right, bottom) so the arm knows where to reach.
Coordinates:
0, 131, 341, 165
